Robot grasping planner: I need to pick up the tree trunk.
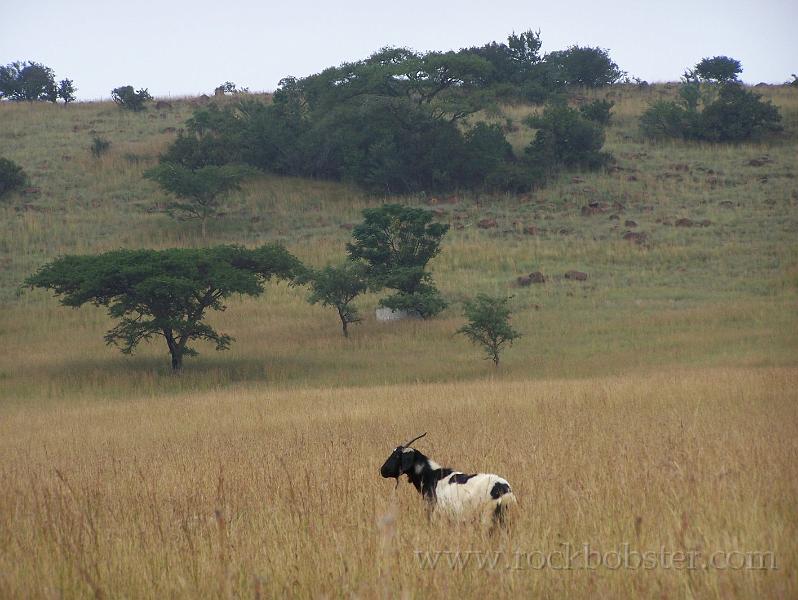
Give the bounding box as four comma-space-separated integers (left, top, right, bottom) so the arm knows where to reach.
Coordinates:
164, 329, 182, 371
201, 216, 207, 241
339, 310, 349, 338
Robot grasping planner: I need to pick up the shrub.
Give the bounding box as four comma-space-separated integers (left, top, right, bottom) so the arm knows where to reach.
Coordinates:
0, 157, 27, 198
90, 136, 111, 158
639, 83, 781, 142
457, 294, 521, 366
111, 85, 153, 111
579, 99, 614, 125
525, 103, 610, 171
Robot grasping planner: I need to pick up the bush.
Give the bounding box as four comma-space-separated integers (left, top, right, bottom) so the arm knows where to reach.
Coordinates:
0, 157, 27, 198
90, 136, 111, 158
58, 79, 77, 104
640, 83, 781, 142
579, 99, 614, 125
111, 86, 153, 111
457, 295, 521, 366
525, 103, 610, 171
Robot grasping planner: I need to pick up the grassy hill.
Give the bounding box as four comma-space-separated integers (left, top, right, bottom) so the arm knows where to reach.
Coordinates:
1, 87, 797, 598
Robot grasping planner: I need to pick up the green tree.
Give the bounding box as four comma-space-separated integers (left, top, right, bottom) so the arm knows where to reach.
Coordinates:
304, 263, 368, 337
545, 46, 623, 87
25, 245, 301, 371
457, 295, 521, 366
111, 85, 153, 111
692, 56, 742, 84
347, 204, 449, 318
0, 157, 27, 198
0, 61, 58, 101
145, 163, 253, 239
57, 79, 76, 104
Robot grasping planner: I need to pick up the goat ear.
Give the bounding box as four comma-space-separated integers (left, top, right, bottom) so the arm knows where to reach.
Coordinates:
400, 450, 415, 473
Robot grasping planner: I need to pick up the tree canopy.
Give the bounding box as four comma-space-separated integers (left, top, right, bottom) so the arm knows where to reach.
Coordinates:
25, 245, 301, 370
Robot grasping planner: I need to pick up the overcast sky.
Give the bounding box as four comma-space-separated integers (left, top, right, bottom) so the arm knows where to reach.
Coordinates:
2, 0, 796, 100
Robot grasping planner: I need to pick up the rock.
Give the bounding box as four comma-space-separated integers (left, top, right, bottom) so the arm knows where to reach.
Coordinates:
528, 271, 546, 284
609, 214, 620, 221
22, 187, 41, 195
671, 163, 690, 172
565, 270, 588, 281
571, 176, 585, 184
516, 276, 532, 287
626, 175, 638, 182
339, 223, 354, 230
675, 218, 694, 227
719, 200, 734, 208
625, 220, 637, 228
697, 219, 712, 227
581, 201, 608, 216
623, 231, 647, 244
155, 100, 173, 110
477, 218, 498, 229
454, 223, 465, 230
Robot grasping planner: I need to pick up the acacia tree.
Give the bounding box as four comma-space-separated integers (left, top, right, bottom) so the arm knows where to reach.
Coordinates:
347, 204, 449, 318
25, 245, 301, 370
145, 163, 253, 239
304, 262, 368, 337
0, 61, 58, 101
457, 294, 521, 366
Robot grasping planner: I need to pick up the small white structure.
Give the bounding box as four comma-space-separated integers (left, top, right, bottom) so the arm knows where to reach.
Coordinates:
375, 308, 420, 322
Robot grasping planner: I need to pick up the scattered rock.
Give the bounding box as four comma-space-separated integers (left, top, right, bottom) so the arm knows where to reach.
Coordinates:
581, 201, 608, 216
675, 218, 694, 227
626, 175, 638, 182
719, 200, 734, 208
565, 270, 588, 281
697, 219, 712, 227
155, 100, 173, 110
454, 223, 465, 230
522, 226, 538, 235
613, 201, 626, 212
516, 276, 533, 287
706, 176, 720, 186
609, 214, 620, 221
571, 176, 585, 184
477, 218, 498, 229
339, 223, 354, 230
22, 187, 41, 195
528, 271, 547, 284
671, 163, 690, 172
661, 219, 673, 226
623, 231, 647, 244
625, 220, 637, 228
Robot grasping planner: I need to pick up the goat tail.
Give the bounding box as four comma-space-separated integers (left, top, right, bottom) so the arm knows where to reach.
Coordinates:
491, 492, 518, 528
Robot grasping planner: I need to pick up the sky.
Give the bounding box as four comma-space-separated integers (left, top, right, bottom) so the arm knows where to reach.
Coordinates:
1, 0, 796, 101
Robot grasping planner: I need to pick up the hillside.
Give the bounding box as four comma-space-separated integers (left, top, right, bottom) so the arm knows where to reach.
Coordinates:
1, 86, 797, 598
1, 85, 796, 394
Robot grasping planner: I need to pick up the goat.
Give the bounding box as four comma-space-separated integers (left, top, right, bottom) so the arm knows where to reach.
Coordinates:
379, 433, 517, 527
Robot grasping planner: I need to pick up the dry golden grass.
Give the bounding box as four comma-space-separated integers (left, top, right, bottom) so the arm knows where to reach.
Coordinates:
1, 368, 795, 598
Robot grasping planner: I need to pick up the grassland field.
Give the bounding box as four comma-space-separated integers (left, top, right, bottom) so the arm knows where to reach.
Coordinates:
0, 84, 797, 598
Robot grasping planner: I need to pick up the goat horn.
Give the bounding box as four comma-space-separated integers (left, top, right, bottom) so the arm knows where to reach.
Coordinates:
403, 432, 427, 447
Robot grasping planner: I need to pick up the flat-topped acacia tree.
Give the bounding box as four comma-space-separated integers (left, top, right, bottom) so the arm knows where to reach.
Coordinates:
25, 244, 301, 371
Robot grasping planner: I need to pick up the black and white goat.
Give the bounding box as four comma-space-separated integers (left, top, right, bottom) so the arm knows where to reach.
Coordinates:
380, 433, 517, 526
